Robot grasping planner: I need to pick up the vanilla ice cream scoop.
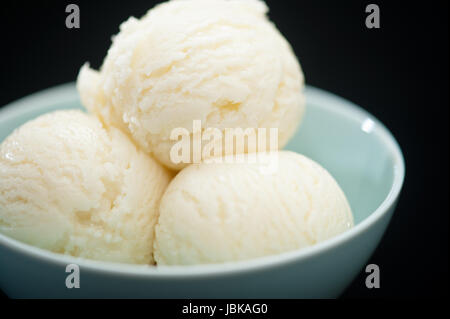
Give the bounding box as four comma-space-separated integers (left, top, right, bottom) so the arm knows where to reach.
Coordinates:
154, 151, 353, 265
0, 110, 172, 264
77, 0, 305, 170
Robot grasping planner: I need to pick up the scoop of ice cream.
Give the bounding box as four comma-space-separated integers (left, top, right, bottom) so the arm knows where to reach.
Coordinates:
77, 0, 305, 170
154, 151, 353, 265
0, 110, 172, 264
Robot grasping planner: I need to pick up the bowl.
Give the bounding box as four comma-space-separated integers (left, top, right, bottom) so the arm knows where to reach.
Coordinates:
0, 83, 404, 298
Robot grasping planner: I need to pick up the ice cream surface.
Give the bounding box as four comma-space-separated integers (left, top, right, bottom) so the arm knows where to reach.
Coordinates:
154, 151, 353, 265
0, 110, 172, 264
78, 0, 305, 170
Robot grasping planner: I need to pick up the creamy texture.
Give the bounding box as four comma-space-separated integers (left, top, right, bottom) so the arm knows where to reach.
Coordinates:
77, 0, 305, 170
0, 110, 172, 264
154, 151, 353, 265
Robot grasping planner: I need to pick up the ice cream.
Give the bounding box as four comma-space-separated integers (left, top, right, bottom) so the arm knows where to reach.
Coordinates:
77, 0, 305, 170
0, 0, 354, 267
154, 151, 353, 265
0, 110, 172, 264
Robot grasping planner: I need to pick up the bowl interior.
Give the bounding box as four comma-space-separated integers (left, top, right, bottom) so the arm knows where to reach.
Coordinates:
286, 88, 401, 224
0, 84, 400, 229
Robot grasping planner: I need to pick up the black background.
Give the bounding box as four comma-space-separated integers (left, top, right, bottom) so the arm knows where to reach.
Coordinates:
0, 0, 448, 299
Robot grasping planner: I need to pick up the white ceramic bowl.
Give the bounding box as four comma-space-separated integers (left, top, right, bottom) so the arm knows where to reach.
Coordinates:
0, 84, 405, 298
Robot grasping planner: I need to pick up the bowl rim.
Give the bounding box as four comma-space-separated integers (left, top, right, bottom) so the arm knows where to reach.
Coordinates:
0, 83, 405, 278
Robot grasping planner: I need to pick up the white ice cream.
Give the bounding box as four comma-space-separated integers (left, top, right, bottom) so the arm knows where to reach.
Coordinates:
154, 151, 353, 265
77, 0, 305, 170
0, 110, 172, 264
